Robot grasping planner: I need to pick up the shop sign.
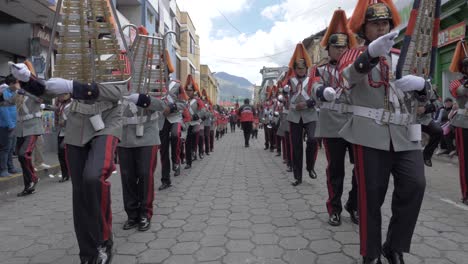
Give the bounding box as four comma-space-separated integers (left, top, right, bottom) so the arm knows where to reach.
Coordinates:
438, 22, 466, 48
33, 25, 59, 50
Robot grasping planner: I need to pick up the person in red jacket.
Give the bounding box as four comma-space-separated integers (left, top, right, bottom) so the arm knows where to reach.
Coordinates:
238, 98, 256, 147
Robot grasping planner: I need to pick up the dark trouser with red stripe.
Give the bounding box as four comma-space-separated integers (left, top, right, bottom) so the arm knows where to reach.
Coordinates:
118, 146, 158, 221
289, 120, 317, 182
241, 122, 252, 146
353, 145, 425, 259
269, 126, 276, 150
204, 126, 210, 154
276, 135, 282, 154
323, 138, 358, 215
210, 130, 214, 151
198, 128, 205, 155
284, 131, 292, 167
66, 135, 118, 258
230, 122, 236, 132
186, 125, 196, 166
422, 121, 442, 161
264, 126, 270, 148
58, 136, 69, 179
16, 135, 39, 189
160, 120, 181, 185
455, 127, 468, 200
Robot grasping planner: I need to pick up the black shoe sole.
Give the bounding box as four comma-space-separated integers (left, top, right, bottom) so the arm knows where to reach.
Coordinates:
138, 224, 151, 232
158, 185, 171, 191
122, 223, 138, 230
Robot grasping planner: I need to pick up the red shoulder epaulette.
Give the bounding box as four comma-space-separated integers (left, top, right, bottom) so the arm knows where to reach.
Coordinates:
450, 79, 463, 98
337, 46, 367, 73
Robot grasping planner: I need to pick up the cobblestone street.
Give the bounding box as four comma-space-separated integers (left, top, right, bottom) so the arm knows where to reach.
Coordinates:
0, 130, 467, 264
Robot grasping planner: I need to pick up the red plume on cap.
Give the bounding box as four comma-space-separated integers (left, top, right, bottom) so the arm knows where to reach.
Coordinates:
321, 9, 357, 48
184, 74, 200, 93
138, 26, 149, 35
450, 40, 468, 73
348, 0, 401, 34
288, 43, 313, 69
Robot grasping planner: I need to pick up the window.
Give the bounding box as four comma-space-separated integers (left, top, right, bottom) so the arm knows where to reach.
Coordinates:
147, 9, 154, 25
175, 22, 181, 45
190, 65, 195, 76
176, 57, 181, 80
189, 34, 195, 54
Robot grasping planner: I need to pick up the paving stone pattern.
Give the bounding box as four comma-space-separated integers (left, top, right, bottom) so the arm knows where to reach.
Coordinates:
0, 130, 467, 263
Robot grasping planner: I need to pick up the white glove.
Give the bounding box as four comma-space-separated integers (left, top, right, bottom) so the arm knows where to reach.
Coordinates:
368, 31, 399, 58
9, 62, 31, 82
123, 93, 140, 104
393, 75, 426, 92
323, 87, 336, 101
46, 78, 73, 95
283, 85, 290, 93
40, 104, 46, 110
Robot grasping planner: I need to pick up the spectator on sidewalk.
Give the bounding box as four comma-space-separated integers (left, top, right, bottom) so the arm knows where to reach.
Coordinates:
0, 75, 20, 177
437, 98, 456, 156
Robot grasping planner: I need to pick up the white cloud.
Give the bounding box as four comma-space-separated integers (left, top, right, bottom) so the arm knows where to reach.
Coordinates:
261, 5, 282, 20
177, 0, 357, 84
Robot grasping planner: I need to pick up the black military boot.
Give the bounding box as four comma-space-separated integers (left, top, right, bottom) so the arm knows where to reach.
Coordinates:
362, 257, 382, 264
95, 239, 113, 264
383, 244, 405, 264
328, 213, 341, 226
122, 219, 138, 230
173, 164, 180, 177
138, 217, 151, 231
308, 169, 317, 179
344, 203, 359, 224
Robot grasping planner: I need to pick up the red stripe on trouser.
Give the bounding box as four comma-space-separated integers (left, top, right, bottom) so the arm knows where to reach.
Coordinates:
100, 136, 118, 241
323, 139, 334, 215
146, 146, 158, 219
314, 141, 319, 161
455, 128, 467, 199
25, 135, 39, 183
176, 123, 181, 164
354, 144, 368, 257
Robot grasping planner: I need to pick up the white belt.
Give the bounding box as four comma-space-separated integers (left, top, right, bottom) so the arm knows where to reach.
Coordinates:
457, 109, 468, 116
123, 112, 160, 125
18, 112, 42, 121
321, 102, 353, 113
352, 105, 414, 126
70, 101, 115, 115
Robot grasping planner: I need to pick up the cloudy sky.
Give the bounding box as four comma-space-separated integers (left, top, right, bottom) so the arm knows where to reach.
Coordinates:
177, 0, 358, 85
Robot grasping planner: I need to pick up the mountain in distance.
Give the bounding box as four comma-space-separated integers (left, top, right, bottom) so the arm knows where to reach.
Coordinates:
214, 72, 253, 101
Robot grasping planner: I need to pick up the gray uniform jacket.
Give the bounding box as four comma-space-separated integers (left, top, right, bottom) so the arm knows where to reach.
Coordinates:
16, 94, 44, 137
119, 97, 167, 148
64, 83, 126, 147
188, 98, 207, 126
314, 64, 352, 138
340, 49, 430, 152
450, 78, 468, 129
286, 76, 318, 124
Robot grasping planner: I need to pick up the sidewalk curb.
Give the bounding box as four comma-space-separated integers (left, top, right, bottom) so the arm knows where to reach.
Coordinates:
0, 164, 61, 192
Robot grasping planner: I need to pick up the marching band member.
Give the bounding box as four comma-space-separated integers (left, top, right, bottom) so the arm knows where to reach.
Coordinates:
285, 43, 318, 186
313, 8, 359, 227
340, 0, 430, 262
449, 40, 468, 205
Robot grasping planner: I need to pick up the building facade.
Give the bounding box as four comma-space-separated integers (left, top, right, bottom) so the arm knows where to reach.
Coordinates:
200, 65, 219, 104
